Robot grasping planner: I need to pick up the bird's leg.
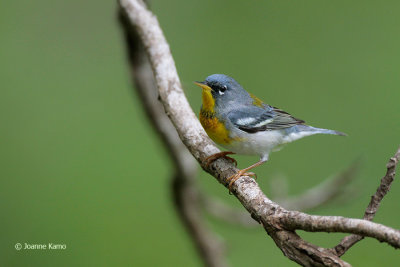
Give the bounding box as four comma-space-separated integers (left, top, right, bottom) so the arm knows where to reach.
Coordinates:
227, 160, 266, 193
204, 151, 237, 168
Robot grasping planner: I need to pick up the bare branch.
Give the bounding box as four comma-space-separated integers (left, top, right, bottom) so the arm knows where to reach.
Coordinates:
204, 163, 359, 227
119, 7, 229, 267
333, 147, 400, 256
280, 212, 400, 247
119, 1, 400, 265
171, 174, 228, 267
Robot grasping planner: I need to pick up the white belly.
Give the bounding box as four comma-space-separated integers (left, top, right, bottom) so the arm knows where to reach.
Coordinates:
222, 129, 315, 161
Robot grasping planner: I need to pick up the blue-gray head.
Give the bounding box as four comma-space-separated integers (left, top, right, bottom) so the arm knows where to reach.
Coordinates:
195, 74, 251, 108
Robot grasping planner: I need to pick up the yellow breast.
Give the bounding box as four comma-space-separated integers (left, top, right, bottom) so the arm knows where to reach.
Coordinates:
200, 112, 232, 145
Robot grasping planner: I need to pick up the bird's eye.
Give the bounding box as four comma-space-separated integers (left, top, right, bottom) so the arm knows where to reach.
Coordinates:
218, 85, 227, 95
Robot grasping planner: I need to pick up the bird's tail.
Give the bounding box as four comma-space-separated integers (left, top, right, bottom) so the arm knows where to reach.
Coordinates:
303, 125, 347, 136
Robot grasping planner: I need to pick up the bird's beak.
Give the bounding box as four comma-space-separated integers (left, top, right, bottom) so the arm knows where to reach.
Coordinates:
194, 81, 212, 91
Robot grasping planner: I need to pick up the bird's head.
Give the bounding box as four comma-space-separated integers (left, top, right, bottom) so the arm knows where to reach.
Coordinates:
194, 74, 248, 109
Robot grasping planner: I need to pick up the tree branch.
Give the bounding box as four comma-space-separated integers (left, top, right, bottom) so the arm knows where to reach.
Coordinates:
333, 147, 400, 256
119, 6, 228, 267
119, 1, 400, 265
203, 162, 359, 228
280, 212, 400, 247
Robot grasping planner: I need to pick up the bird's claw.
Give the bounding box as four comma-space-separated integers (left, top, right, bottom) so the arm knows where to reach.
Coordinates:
204, 151, 237, 168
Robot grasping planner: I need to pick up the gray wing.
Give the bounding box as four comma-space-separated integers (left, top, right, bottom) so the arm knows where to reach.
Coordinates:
227, 105, 305, 133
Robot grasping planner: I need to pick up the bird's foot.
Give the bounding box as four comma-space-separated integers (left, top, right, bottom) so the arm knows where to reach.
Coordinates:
227, 170, 257, 194
204, 151, 237, 168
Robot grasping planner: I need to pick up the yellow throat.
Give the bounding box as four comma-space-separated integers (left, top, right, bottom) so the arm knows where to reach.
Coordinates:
195, 82, 232, 145
201, 86, 215, 112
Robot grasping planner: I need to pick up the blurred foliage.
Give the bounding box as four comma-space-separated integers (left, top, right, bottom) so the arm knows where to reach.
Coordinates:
0, 0, 399, 266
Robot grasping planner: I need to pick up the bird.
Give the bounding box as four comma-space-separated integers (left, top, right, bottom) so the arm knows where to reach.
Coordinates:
194, 74, 346, 192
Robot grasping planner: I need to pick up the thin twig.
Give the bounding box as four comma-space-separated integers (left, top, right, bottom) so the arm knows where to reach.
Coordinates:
119, 7, 228, 267
333, 146, 400, 256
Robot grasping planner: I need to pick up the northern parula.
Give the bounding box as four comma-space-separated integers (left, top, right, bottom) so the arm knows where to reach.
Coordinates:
194, 74, 346, 190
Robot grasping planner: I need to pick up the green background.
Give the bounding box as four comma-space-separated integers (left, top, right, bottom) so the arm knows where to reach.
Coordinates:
1, 0, 399, 266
